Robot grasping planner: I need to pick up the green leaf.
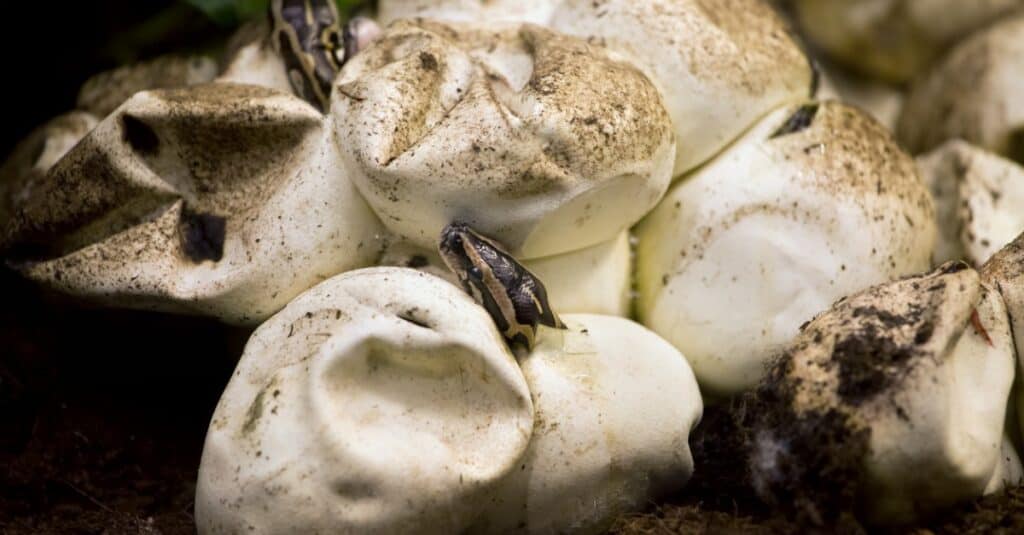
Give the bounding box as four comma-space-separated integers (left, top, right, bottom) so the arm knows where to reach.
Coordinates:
335, 0, 365, 13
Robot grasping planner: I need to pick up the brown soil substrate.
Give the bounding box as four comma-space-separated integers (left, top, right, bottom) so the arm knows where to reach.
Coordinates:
612, 476, 1024, 535
0, 270, 245, 534
613, 488, 1024, 535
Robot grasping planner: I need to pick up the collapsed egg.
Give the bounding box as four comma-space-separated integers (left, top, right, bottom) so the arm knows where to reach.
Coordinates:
196, 267, 702, 534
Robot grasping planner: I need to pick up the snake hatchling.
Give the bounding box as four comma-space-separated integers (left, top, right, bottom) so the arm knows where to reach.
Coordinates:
439, 222, 564, 352
270, 0, 375, 112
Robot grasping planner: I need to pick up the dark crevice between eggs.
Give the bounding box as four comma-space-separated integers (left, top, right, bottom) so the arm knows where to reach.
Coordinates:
650, 374, 870, 534
770, 104, 820, 139
1007, 127, 1024, 166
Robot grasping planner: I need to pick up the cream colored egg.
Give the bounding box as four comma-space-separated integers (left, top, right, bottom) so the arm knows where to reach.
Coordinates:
793, 0, 1023, 83
378, 0, 557, 25
333, 19, 675, 258
196, 268, 535, 534
475, 314, 702, 533
551, 0, 813, 176
981, 232, 1024, 438
749, 262, 1016, 525
636, 100, 935, 395
196, 269, 704, 534
982, 232, 1024, 358
897, 12, 1024, 160
2, 84, 384, 325
918, 141, 1024, 266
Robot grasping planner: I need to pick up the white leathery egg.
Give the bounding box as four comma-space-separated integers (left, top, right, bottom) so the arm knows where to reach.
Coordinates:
981, 232, 1024, 437
378, 0, 557, 25
863, 275, 1015, 523
195, 268, 535, 534
1, 84, 384, 325
217, 37, 293, 95
0, 111, 98, 228
793, 0, 1023, 83
377, 240, 459, 285
636, 100, 935, 396
475, 314, 702, 533
897, 12, 1024, 161
748, 262, 1016, 525
196, 269, 703, 534
333, 20, 675, 259
76, 54, 218, 118
550, 0, 813, 177
523, 231, 632, 318
3, 53, 222, 231
918, 141, 1024, 266
985, 435, 1024, 495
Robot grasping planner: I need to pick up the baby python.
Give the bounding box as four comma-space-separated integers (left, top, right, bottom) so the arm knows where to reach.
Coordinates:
439, 222, 564, 352
270, 0, 375, 112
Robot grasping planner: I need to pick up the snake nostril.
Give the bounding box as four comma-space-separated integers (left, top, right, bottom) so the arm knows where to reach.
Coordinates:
769, 103, 820, 139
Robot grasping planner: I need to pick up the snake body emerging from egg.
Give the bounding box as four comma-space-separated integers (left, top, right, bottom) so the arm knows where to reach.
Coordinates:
270, 0, 379, 112
439, 222, 564, 352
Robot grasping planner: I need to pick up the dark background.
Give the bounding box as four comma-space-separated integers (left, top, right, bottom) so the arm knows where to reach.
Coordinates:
2, 2, 227, 153
1, 2, 245, 533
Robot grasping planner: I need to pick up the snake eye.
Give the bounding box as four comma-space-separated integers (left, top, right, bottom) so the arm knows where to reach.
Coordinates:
469, 266, 483, 279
